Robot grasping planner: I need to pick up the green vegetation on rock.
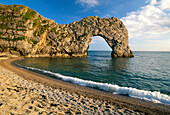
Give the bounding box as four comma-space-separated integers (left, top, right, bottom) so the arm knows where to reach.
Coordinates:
0, 36, 26, 41
13, 36, 26, 41
33, 19, 40, 27
23, 9, 36, 20
0, 24, 7, 29
17, 29, 27, 31
31, 39, 38, 44
42, 20, 46, 23
33, 25, 48, 37
0, 36, 10, 41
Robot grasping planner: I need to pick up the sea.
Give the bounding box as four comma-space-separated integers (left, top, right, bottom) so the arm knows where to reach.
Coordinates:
15, 51, 170, 105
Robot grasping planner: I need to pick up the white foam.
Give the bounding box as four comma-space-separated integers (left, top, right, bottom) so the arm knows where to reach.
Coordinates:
16, 63, 170, 105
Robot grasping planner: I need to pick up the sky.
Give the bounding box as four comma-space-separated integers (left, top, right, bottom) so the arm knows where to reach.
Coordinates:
0, 0, 170, 51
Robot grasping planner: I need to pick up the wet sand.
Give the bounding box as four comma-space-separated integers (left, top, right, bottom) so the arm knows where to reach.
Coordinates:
0, 56, 169, 114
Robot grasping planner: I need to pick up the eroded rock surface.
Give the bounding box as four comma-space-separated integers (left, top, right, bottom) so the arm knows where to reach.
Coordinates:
0, 4, 134, 57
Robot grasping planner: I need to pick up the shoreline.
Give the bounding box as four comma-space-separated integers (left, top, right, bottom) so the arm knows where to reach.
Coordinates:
0, 57, 170, 114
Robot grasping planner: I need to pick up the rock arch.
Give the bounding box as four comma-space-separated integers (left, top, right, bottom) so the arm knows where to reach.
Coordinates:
0, 4, 134, 57
47, 16, 134, 57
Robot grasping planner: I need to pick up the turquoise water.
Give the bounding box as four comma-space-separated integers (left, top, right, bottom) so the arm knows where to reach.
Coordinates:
16, 51, 170, 104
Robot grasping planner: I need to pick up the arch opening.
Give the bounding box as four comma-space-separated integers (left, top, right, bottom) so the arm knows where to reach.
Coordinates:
88, 36, 112, 51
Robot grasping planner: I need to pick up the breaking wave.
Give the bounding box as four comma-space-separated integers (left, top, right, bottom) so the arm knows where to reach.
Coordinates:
16, 63, 170, 105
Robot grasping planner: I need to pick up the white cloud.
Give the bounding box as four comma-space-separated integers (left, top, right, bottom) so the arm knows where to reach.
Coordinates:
159, 0, 170, 10
145, 0, 157, 5
121, 0, 170, 40
151, 0, 157, 5
76, 0, 99, 7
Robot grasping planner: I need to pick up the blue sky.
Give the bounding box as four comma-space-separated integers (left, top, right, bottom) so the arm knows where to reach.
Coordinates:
0, 0, 170, 51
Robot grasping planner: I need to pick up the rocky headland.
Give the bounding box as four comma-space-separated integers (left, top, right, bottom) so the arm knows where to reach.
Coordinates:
0, 4, 134, 57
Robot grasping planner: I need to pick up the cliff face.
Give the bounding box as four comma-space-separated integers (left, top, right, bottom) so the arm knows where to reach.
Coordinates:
0, 4, 134, 57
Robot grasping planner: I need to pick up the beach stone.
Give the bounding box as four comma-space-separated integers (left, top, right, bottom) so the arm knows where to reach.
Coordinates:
0, 4, 134, 58
0, 60, 150, 115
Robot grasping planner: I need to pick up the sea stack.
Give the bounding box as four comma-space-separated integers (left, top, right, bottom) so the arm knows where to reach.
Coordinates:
0, 4, 134, 58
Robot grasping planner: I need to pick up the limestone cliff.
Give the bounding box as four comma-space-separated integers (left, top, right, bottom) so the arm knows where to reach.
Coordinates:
0, 4, 134, 57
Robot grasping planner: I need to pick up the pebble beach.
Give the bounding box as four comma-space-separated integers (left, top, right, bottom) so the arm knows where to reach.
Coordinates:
0, 55, 169, 115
